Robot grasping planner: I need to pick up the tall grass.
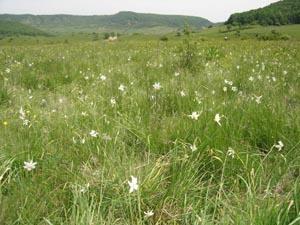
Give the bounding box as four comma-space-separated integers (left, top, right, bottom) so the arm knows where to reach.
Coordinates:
0, 35, 299, 224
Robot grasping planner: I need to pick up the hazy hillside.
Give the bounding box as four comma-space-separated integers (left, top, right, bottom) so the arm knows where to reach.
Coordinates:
226, 0, 300, 26
0, 11, 213, 33
0, 20, 50, 37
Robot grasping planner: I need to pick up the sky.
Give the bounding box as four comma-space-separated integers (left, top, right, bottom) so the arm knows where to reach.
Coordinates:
0, 0, 279, 22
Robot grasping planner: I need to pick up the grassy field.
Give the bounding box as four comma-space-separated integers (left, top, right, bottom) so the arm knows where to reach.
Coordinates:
0, 29, 300, 224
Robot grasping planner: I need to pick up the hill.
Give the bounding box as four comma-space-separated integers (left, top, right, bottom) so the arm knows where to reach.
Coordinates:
226, 0, 300, 26
0, 12, 213, 33
0, 20, 50, 37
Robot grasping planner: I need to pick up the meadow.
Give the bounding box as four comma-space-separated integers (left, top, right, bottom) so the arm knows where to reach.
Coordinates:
0, 30, 299, 224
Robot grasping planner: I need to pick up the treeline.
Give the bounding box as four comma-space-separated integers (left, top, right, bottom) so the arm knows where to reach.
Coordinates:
226, 0, 300, 26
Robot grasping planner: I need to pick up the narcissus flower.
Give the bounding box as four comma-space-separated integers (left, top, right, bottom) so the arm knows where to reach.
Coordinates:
227, 147, 235, 158
190, 144, 197, 152
255, 95, 262, 104
99, 75, 107, 81
128, 176, 138, 193
110, 97, 116, 107
274, 141, 284, 151
214, 113, 223, 126
23, 160, 37, 171
118, 84, 126, 92
144, 210, 154, 218
89, 130, 99, 137
188, 112, 200, 120
153, 82, 162, 90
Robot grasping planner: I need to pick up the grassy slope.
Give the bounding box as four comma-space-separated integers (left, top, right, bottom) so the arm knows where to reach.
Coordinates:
199, 24, 300, 40
0, 33, 299, 224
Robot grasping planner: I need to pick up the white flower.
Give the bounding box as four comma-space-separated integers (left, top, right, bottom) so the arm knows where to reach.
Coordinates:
128, 176, 138, 193
223, 87, 227, 92
23, 119, 30, 126
5, 68, 11, 73
144, 210, 154, 218
89, 130, 99, 137
19, 107, 30, 126
188, 112, 200, 120
81, 112, 88, 117
248, 76, 254, 82
153, 82, 162, 90
23, 160, 37, 171
99, 75, 107, 81
214, 113, 223, 126
190, 144, 197, 152
283, 71, 288, 75
174, 72, 180, 77
255, 95, 262, 104
225, 79, 233, 86
180, 91, 186, 97
231, 86, 238, 92
227, 147, 235, 158
118, 84, 126, 92
274, 141, 284, 151
110, 97, 116, 106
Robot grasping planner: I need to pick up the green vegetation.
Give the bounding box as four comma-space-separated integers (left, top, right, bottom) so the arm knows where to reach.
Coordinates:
0, 20, 50, 38
0, 11, 212, 34
0, 29, 299, 224
226, 0, 300, 26
199, 24, 300, 41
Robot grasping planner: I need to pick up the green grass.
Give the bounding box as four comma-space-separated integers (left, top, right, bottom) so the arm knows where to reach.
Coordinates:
0, 32, 299, 225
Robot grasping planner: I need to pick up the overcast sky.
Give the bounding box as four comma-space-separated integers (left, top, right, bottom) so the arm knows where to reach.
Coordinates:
0, 0, 279, 22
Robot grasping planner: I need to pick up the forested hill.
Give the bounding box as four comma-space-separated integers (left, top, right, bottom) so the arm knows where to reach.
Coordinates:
0, 20, 50, 37
226, 0, 300, 26
0, 11, 213, 33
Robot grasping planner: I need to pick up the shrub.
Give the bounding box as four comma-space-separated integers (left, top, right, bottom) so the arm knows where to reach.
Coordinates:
103, 33, 110, 40
160, 36, 169, 41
